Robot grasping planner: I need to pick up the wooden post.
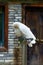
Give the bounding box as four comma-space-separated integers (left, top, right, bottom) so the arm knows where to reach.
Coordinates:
14, 40, 27, 65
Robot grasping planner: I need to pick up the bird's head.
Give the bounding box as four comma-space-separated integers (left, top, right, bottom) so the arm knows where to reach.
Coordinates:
13, 22, 23, 37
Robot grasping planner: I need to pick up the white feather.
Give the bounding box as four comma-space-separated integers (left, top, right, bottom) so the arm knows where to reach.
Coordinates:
13, 22, 36, 47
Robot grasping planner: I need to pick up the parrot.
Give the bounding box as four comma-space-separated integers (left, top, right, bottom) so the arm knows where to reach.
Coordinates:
13, 22, 36, 47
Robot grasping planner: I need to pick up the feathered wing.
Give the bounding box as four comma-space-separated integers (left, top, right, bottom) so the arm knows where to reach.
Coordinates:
19, 22, 36, 39
18, 22, 36, 47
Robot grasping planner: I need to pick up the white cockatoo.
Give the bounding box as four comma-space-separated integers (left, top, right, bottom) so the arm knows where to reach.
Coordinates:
13, 22, 36, 47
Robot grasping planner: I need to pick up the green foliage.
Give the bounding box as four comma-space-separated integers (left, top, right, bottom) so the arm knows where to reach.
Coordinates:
18, 36, 25, 44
